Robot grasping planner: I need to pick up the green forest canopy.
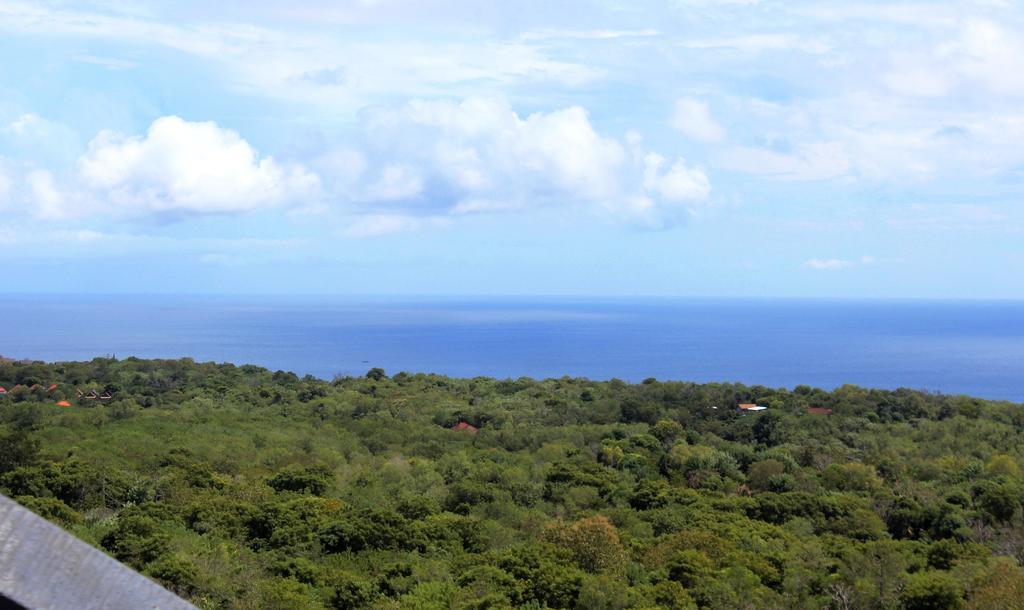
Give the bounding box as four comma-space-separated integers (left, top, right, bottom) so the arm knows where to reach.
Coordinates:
2, 356, 1024, 609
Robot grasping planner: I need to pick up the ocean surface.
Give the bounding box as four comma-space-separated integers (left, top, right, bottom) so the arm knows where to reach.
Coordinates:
0, 295, 1022, 402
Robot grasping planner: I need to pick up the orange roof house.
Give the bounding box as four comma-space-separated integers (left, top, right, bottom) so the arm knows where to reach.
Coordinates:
807, 407, 833, 415
452, 422, 479, 433
0, 386, 6, 394
55, 401, 72, 407
738, 403, 768, 412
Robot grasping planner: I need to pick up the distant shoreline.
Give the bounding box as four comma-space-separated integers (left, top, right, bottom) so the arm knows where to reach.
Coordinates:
1, 354, 1021, 406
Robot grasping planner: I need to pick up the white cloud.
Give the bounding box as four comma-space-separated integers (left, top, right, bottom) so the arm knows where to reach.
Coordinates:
882, 19, 1024, 98
25, 169, 67, 220
670, 98, 725, 142
951, 19, 1024, 96
520, 29, 660, 41
2, 113, 81, 165
358, 96, 626, 204
0, 160, 11, 205
77, 116, 319, 216
346, 96, 710, 229
802, 255, 876, 270
0, 1, 599, 112
802, 258, 854, 270
642, 153, 710, 201
6, 113, 46, 137
3, 100, 709, 230
361, 165, 423, 201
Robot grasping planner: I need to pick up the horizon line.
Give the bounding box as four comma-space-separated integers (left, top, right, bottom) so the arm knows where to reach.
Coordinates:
0, 292, 1023, 303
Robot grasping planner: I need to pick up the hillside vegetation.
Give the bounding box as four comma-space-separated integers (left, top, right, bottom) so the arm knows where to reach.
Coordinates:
2, 357, 1024, 609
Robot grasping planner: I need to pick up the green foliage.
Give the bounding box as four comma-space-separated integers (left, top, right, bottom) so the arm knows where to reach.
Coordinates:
0, 431, 39, 473
326, 569, 375, 609
13, 495, 81, 527
101, 513, 172, 568
543, 515, 627, 573
145, 554, 200, 596
977, 483, 1020, 523
901, 571, 965, 610
267, 464, 334, 496
3, 356, 1024, 609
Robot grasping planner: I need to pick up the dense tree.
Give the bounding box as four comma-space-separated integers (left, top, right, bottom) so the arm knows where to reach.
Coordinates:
1, 356, 1023, 609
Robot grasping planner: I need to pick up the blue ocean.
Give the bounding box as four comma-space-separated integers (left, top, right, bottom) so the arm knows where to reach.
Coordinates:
0, 296, 1021, 402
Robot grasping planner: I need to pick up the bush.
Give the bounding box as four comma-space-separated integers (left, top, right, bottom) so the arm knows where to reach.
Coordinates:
101, 514, 171, 568
327, 570, 375, 609
901, 571, 964, 610
14, 495, 81, 528
267, 464, 334, 496
543, 515, 627, 574
145, 555, 199, 596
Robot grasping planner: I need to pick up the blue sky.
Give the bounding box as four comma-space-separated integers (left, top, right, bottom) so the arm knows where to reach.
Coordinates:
0, 0, 1022, 297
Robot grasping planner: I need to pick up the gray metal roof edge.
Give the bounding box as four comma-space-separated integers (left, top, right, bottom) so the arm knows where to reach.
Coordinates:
0, 493, 198, 610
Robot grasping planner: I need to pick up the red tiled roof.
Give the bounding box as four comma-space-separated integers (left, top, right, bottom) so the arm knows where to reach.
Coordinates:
452, 422, 478, 433
0, 387, 6, 393
55, 401, 72, 407
738, 403, 758, 410
807, 407, 833, 415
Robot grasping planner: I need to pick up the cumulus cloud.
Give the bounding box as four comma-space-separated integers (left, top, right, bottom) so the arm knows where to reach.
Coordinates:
670, 98, 725, 142
360, 97, 625, 201
642, 153, 711, 201
3, 101, 710, 231
342, 96, 708, 229
77, 116, 319, 216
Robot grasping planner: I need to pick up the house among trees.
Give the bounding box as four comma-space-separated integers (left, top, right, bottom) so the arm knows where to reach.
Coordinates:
451, 421, 478, 433
807, 407, 833, 415
0, 386, 6, 396
55, 400, 71, 407
737, 403, 767, 412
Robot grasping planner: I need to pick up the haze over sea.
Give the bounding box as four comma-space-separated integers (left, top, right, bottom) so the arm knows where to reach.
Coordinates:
1, 295, 1022, 402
